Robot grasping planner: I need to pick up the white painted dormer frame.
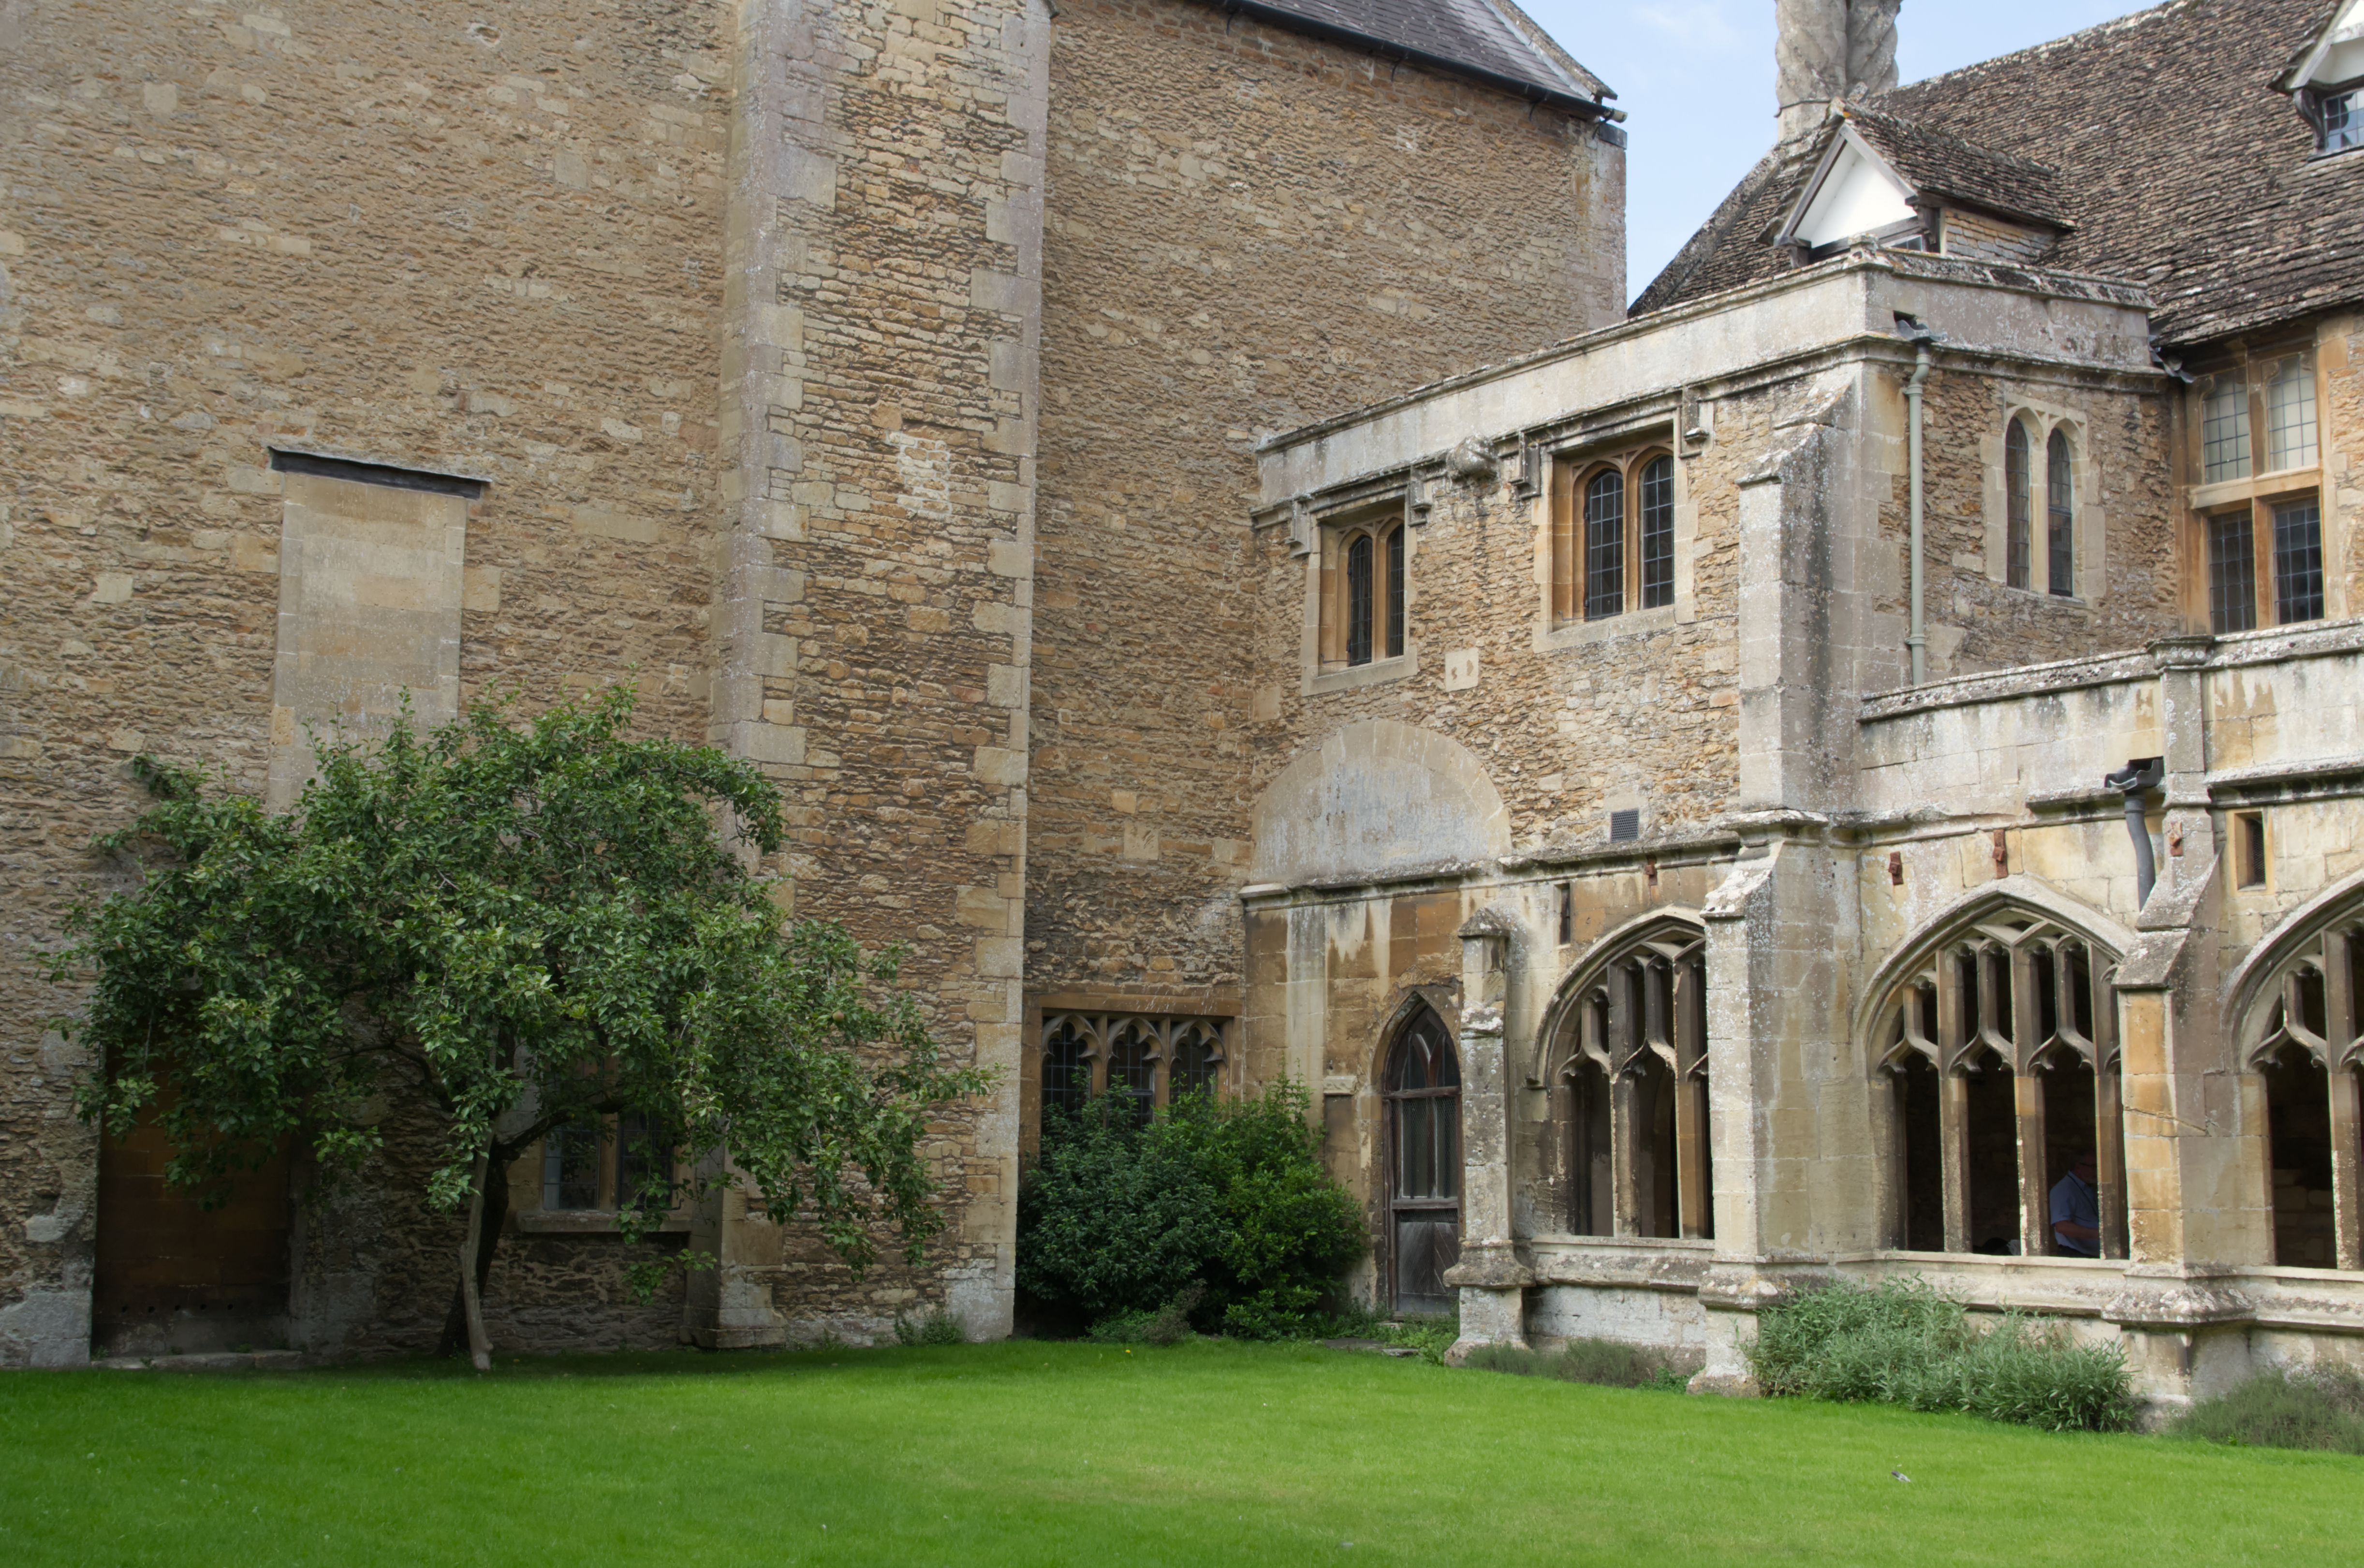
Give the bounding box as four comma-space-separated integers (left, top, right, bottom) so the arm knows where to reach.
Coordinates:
2275, 0, 2364, 157
1777, 123, 1924, 256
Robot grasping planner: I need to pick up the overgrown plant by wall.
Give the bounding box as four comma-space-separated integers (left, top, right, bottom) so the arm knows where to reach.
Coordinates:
2177, 1368, 2364, 1453
1017, 1081, 1364, 1339
1749, 1278, 2134, 1432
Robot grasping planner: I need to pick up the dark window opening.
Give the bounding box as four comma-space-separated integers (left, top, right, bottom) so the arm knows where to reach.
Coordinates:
2039, 1055, 2101, 1256
1384, 524, 1405, 659
1387, 1008, 1461, 1313
1640, 454, 1675, 609
2005, 418, 2033, 590
1583, 469, 1625, 620
1895, 1053, 1945, 1252
1345, 533, 1373, 667
1633, 1051, 1680, 1240
1170, 1022, 1221, 1101
2045, 428, 2074, 597
2261, 1046, 2337, 1267
1963, 1049, 2021, 1253
1609, 809, 1641, 843
1556, 882, 1572, 947
1108, 1020, 1157, 1128
2273, 497, 2325, 625
543, 1120, 602, 1211
1043, 1017, 1088, 1117
2208, 513, 2258, 633
2238, 812, 2268, 889
1565, 1058, 1613, 1236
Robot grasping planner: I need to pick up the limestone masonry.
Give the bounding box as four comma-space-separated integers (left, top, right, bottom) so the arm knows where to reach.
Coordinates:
6, 0, 2364, 1417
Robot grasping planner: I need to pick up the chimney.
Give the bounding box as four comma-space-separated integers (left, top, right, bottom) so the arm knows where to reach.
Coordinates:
1777, 0, 1901, 145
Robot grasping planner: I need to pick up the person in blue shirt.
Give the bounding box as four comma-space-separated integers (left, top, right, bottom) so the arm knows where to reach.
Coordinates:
2050, 1150, 2102, 1256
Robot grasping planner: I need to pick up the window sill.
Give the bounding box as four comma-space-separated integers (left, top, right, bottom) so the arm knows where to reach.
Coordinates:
1305, 649, 1418, 696
1537, 603, 1679, 650
2188, 467, 2320, 511
514, 1210, 692, 1236
1988, 584, 2094, 611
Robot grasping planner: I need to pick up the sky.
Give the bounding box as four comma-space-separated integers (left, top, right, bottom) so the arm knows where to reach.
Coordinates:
1512, 0, 2157, 299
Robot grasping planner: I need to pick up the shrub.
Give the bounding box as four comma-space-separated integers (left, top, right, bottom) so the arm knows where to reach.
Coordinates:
2178, 1368, 2364, 1453
1018, 1080, 1365, 1338
1464, 1337, 1687, 1390
894, 1308, 965, 1347
1749, 1277, 2133, 1432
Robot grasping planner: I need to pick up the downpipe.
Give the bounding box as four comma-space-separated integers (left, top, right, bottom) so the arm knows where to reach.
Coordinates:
2104, 757, 2166, 906
1901, 322, 1936, 686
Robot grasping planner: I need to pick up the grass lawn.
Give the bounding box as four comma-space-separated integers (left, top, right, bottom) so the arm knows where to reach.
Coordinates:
1, 1339, 2349, 1566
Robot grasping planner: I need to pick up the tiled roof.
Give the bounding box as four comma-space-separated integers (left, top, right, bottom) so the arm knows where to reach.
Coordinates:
1228, 0, 1606, 102
1842, 106, 2071, 231
1634, 0, 2364, 346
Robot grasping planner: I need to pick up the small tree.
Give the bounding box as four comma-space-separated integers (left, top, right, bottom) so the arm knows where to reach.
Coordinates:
53, 687, 991, 1367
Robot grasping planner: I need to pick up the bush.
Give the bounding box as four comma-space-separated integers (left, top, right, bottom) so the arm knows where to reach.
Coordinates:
894, 1308, 965, 1347
1018, 1081, 1365, 1338
2178, 1368, 2364, 1453
1087, 1285, 1205, 1347
1464, 1338, 1688, 1390
1749, 1277, 2132, 1432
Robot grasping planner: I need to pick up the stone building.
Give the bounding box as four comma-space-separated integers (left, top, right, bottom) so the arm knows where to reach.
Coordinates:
6, 0, 2364, 1416
0, 0, 1622, 1364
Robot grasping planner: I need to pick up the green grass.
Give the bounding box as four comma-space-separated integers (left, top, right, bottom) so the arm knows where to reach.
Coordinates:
3, 1340, 2356, 1566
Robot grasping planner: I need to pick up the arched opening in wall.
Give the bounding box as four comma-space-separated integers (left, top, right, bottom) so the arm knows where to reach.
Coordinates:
1546, 918, 1711, 1242
1169, 1021, 1221, 1101
1106, 1019, 1158, 1128
1894, 1046, 1945, 1252
1042, 1016, 1090, 1119
2238, 912, 2363, 1270
1873, 905, 2126, 1258
2261, 1043, 2337, 1267
1961, 1044, 2021, 1254
1386, 1006, 1461, 1314
1563, 1055, 1613, 1235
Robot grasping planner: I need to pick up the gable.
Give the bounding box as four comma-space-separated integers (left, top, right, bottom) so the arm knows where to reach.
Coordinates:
1786, 131, 1918, 250
2283, 0, 2364, 87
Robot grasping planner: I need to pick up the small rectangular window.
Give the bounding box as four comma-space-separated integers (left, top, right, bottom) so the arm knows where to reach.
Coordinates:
543, 1120, 602, 1211
2202, 378, 2251, 483
2045, 428, 2075, 598
2321, 88, 2361, 153
2264, 358, 2319, 472
2236, 812, 2267, 889
1385, 526, 1406, 659
2208, 512, 2258, 633
1557, 883, 1573, 946
2272, 497, 2325, 626
1609, 809, 1640, 843
2005, 419, 2033, 588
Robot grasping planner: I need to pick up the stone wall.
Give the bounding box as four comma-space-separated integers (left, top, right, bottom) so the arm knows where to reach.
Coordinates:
1026, 0, 1625, 1010
1, 0, 735, 1365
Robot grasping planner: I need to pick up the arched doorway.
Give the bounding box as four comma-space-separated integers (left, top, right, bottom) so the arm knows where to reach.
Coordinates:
1386, 1006, 1460, 1314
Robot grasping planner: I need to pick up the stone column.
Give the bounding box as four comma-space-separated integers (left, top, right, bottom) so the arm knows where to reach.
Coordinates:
1444, 907, 1531, 1358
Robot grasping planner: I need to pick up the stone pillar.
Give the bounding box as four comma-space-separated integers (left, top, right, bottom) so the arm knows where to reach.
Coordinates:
1444, 906, 1531, 1358
697, 0, 1049, 1347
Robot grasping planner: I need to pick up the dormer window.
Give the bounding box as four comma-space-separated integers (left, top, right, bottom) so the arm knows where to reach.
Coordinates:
2281, 0, 2364, 156
2315, 85, 2361, 153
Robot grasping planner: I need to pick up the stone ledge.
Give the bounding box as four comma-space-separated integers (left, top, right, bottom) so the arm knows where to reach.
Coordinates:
513, 1211, 693, 1236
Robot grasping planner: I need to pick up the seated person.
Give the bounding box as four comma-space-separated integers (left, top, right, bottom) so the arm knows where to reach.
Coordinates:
2050, 1150, 2102, 1256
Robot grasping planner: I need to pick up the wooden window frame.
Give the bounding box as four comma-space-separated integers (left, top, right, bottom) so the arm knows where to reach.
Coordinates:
2185, 347, 2335, 631
529, 1111, 685, 1220
1317, 510, 1409, 673
1550, 443, 1677, 628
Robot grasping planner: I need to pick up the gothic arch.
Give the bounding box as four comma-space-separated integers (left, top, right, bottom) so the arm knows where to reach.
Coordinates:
2221, 869, 2364, 1271
1862, 881, 2129, 1258
1248, 720, 1510, 885
1539, 911, 1710, 1242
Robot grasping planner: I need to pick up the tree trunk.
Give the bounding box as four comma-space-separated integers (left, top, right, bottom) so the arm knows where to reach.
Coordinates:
457, 1151, 496, 1370
438, 1141, 517, 1359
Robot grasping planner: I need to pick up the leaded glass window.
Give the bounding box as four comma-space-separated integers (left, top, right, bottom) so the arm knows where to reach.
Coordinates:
1583, 468, 1625, 621
2045, 429, 2074, 598
2266, 358, 2320, 473
2203, 377, 2252, 483
2274, 497, 2325, 626
2005, 419, 2033, 589
543, 1120, 601, 1211
2209, 513, 2259, 634
1640, 455, 1675, 610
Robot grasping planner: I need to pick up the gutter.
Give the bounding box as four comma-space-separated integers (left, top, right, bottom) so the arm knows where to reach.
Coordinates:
1213, 0, 1623, 124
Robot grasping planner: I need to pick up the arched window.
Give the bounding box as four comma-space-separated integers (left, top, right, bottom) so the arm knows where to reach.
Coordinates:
2238, 908, 2364, 1270
1386, 1006, 1461, 1313
1043, 1015, 1091, 1118
2046, 428, 2074, 597
1583, 468, 1625, 620
2005, 417, 2033, 590
1035, 1012, 1227, 1128
1169, 1020, 1222, 1101
1551, 445, 1678, 627
1546, 919, 1710, 1240
1320, 516, 1406, 670
1872, 907, 2124, 1257
1639, 454, 1676, 611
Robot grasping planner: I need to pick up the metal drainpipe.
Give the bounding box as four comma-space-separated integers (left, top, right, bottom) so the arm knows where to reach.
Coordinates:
1905, 338, 1934, 686
2103, 757, 2166, 906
